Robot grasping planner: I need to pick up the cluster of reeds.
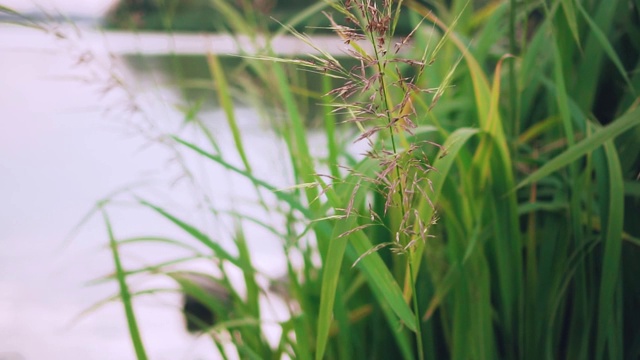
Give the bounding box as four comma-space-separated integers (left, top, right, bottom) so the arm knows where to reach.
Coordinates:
9, 0, 638, 358
110, 0, 640, 358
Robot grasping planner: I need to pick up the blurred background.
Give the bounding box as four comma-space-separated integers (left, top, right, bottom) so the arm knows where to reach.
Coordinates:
0, 1, 310, 359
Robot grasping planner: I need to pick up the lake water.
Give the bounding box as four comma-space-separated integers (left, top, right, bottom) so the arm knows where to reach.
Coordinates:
0, 24, 350, 360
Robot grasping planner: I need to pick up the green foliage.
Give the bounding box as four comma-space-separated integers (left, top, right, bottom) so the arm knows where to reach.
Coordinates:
103, 0, 339, 32
93, 0, 640, 359
102, 208, 149, 360
103, 0, 421, 34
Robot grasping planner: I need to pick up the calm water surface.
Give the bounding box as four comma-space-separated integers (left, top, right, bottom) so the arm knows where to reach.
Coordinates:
0, 25, 334, 359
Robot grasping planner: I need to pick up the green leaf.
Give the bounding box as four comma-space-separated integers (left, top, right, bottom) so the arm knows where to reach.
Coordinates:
411, 127, 480, 269
207, 53, 252, 172
349, 231, 418, 332
139, 200, 241, 268
595, 142, 625, 360
172, 136, 310, 216
315, 216, 357, 360
560, 0, 581, 48
516, 106, 640, 189
575, 1, 636, 95
102, 209, 148, 360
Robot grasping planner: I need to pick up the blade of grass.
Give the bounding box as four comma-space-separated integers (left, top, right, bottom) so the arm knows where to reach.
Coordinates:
574, 1, 636, 94
322, 76, 341, 180
87, 255, 205, 286
411, 131, 471, 236
410, 127, 479, 301
270, 60, 321, 213
118, 236, 203, 253
102, 209, 148, 360
207, 53, 252, 172
273, 0, 335, 37
573, 0, 619, 110
69, 288, 178, 329
547, 12, 591, 357
139, 199, 241, 268
234, 227, 267, 355
172, 136, 311, 216
315, 216, 356, 360
345, 241, 415, 360
516, 106, 640, 189
559, 0, 580, 48
594, 141, 625, 360
315, 159, 418, 359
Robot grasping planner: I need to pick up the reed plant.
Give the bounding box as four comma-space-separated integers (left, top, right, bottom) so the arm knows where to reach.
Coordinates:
21, 0, 638, 358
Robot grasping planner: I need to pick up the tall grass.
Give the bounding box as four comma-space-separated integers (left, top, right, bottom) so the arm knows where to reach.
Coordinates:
15, 0, 638, 358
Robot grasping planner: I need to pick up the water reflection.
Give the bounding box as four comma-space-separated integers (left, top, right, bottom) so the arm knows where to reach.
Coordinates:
122, 53, 360, 128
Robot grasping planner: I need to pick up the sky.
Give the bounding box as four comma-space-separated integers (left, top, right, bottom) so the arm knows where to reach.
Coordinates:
2, 0, 117, 17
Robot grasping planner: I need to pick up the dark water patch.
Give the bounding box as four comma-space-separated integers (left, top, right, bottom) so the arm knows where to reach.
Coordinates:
123, 53, 361, 127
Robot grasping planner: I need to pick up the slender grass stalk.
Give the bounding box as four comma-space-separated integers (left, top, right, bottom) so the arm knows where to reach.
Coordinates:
359, 4, 424, 358
101, 208, 148, 360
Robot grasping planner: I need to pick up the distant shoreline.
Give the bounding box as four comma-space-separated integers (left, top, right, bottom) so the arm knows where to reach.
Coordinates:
0, 13, 100, 25
0, 25, 403, 57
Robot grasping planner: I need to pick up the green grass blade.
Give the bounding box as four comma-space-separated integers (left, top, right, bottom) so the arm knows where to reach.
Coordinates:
102, 209, 148, 360
517, 106, 640, 190
0, 5, 45, 29
349, 231, 418, 332
208, 0, 255, 36
234, 228, 266, 354
410, 127, 480, 271
322, 76, 341, 180
70, 288, 178, 329
560, 0, 580, 48
118, 236, 203, 253
207, 53, 252, 172
87, 255, 205, 286
551, 28, 576, 147
273, 0, 334, 37
575, 1, 636, 95
595, 141, 625, 360
139, 200, 241, 267
270, 61, 321, 212
345, 243, 415, 360
573, 0, 618, 110
315, 159, 418, 359
0, 5, 19, 15
172, 136, 311, 216
315, 216, 356, 360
